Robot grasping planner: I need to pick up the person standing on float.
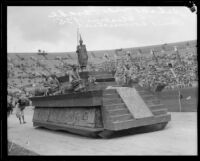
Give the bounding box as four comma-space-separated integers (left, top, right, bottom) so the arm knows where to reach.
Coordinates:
76, 35, 88, 72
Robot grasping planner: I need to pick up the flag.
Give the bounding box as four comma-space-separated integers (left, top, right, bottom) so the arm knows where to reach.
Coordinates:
91, 52, 96, 58
126, 51, 133, 62
176, 51, 182, 64
151, 50, 158, 64
170, 68, 177, 78
180, 94, 183, 99
104, 53, 110, 61
138, 48, 142, 54
186, 96, 191, 100
114, 53, 118, 60
174, 46, 182, 64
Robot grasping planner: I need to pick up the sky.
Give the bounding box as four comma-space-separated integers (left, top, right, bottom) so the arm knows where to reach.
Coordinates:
7, 6, 197, 53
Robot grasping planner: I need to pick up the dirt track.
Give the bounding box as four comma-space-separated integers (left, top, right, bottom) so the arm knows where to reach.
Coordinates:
8, 107, 197, 155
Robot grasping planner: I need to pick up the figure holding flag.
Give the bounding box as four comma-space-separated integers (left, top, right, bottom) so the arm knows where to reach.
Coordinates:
76, 31, 88, 71
104, 53, 110, 61
174, 46, 182, 64
151, 49, 159, 65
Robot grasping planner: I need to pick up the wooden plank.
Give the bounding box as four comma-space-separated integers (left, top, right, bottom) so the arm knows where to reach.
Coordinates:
145, 99, 160, 105
140, 95, 155, 99
104, 103, 126, 110
138, 92, 151, 95
103, 89, 117, 94
108, 108, 130, 115
102, 94, 120, 99
103, 98, 122, 105
151, 109, 168, 115
101, 106, 115, 130
148, 104, 166, 110
116, 87, 154, 119
110, 114, 133, 122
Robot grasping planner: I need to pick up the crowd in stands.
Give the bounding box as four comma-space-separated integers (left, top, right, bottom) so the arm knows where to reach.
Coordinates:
7, 44, 197, 95
88, 47, 197, 91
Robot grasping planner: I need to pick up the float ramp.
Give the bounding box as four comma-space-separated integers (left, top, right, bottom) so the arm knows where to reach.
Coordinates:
102, 86, 170, 131
116, 87, 153, 119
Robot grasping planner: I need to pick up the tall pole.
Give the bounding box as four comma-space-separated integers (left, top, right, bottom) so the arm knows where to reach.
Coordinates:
174, 46, 183, 112
170, 67, 182, 112
178, 90, 182, 112
77, 27, 79, 46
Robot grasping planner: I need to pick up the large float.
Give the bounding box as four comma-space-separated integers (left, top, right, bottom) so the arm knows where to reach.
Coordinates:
29, 34, 171, 138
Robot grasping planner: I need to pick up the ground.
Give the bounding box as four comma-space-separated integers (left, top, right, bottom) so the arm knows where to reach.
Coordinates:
8, 107, 197, 155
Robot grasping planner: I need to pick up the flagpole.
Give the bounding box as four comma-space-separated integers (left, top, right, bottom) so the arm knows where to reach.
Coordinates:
178, 90, 182, 112
174, 46, 182, 112
77, 27, 79, 46
169, 63, 182, 112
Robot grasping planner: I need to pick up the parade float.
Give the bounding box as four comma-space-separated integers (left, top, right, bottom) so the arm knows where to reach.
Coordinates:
29, 34, 171, 138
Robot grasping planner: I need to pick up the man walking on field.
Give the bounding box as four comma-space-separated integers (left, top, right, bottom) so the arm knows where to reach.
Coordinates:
15, 97, 29, 124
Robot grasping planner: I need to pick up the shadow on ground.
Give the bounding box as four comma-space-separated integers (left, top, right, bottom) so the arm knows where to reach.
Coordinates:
34, 122, 167, 139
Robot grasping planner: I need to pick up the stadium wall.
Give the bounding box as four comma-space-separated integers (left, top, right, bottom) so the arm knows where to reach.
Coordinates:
155, 87, 198, 112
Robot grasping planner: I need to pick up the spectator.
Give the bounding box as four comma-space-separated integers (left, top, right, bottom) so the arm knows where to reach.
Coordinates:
15, 97, 29, 124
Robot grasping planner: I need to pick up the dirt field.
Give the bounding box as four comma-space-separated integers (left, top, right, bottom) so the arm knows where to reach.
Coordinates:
8, 107, 197, 155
